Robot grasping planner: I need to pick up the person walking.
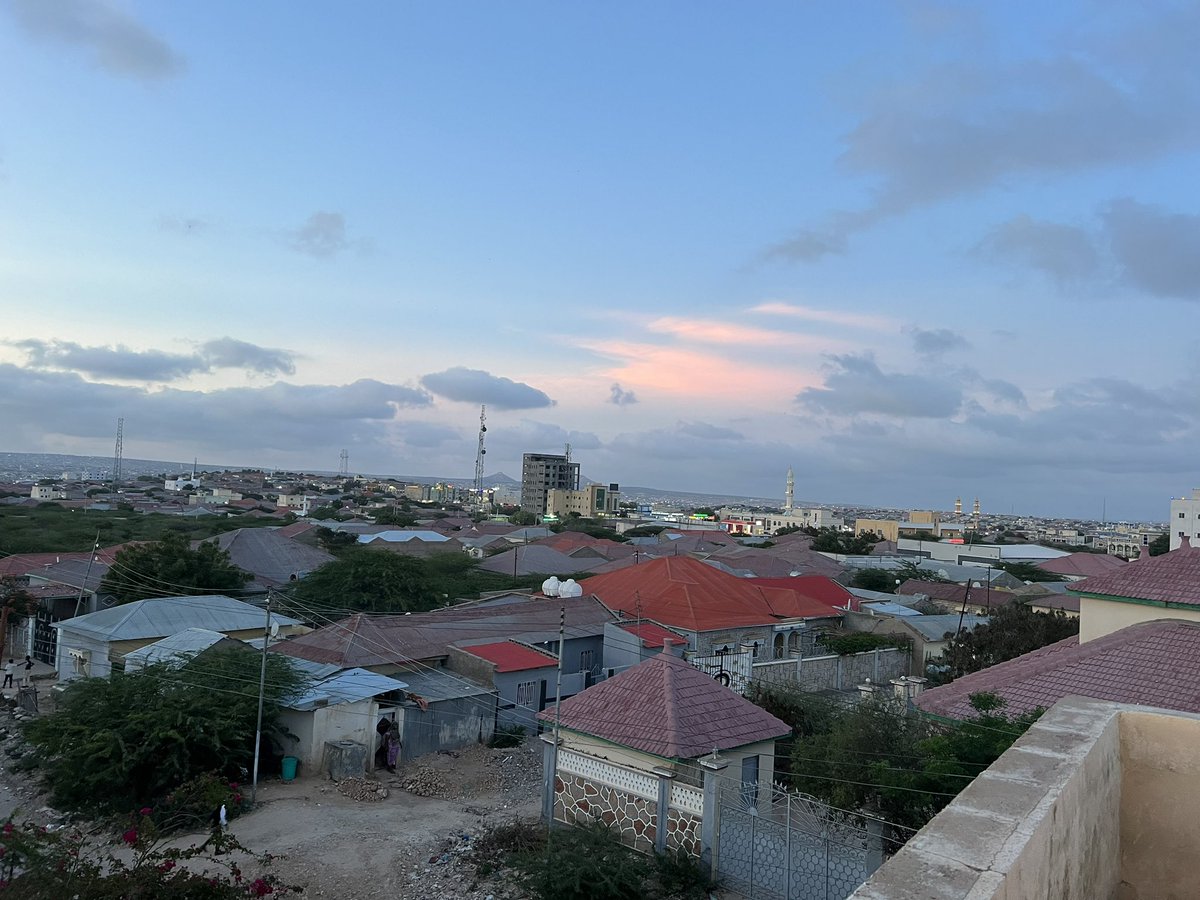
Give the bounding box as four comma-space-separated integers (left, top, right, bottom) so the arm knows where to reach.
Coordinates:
21, 655, 33, 687
2, 659, 13, 691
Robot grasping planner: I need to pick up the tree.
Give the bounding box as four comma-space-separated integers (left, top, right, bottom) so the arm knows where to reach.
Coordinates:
941, 603, 1078, 678
372, 508, 418, 527
509, 510, 538, 526
849, 568, 897, 593
0, 577, 38, 662
99, 532, 252, 604
287, 550, 442, 613
810, 527, 879, 555
1148, 533, 1170, 556
23, 649, 306, 816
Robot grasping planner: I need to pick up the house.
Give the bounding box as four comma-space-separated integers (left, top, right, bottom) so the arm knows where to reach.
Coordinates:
448, 640, 562, 729
581, 557, 847, 689
53, 595, 305, 680
847, 607, 989, 663
538, 642, 790, 857
1068, 537, 1200, 642
201, 527, 336, 590
476, 545, 597, 577
896, 579, 1020, 615
355, 529, 464, 558
278, 668, 411, 775
601, 620, 687, 674
122, 627, 251, 672
1036, 551, 1127, 581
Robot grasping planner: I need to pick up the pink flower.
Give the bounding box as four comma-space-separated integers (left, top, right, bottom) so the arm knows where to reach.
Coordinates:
158, 860, 176, 873
234, 794, 243, 804
140, 807, 152, 816
1, 823, 11, 836
251, 879, 274, 896
229, 782, 240, 791
122, 828, 138, 845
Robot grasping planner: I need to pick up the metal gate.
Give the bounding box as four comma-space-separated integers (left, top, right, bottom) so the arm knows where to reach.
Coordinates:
715, 780, 880, 900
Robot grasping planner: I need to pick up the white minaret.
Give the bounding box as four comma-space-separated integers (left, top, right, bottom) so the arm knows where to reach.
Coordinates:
785, 467, 794, 513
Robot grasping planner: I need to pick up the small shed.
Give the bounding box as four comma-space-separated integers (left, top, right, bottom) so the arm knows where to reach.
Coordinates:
394, 668, 498, 761
278, 668, 410, 774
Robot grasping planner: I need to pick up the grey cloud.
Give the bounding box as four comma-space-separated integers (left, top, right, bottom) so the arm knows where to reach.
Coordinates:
290, 211, 350, 258
1104, 199, 1200, 300
676, 421, 744, 441
14, 339, 204, 381
394, 421, 461, 449
420, 367, 553, 410
975, 215, 1100, 286
911, 327, 970, 358
798, 354, 963, 419
157, 215, 211, 235
199, 338, 295, 376
13, 337, 297, 381
769, 7, 1200, 261
0, 365, 430, 458
609, 383, 638, 406
4, 0, 183, 80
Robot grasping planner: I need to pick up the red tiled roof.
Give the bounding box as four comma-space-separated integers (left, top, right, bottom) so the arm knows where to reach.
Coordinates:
1070, 541, 1200, 606
580, 556, 844, 631
1038, 552, 1127, 578
618, 621, 684, 648
916, 620, 1200, 719
457, 640, 557, 672
538, 650, 790, 758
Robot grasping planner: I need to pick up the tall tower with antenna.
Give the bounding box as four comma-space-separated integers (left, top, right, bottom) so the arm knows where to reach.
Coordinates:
112, 417, 124, 488
339, 449, 349, 477
473, 405, 487, 504
785, 467, 794, 513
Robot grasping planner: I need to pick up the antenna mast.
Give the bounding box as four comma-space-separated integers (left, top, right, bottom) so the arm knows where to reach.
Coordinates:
112, 417, 124, 489
473, 405, 487, 507
338, 449, 349, 478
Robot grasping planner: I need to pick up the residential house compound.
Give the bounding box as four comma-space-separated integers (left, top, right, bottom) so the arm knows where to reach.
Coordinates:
539, 644, 790, 857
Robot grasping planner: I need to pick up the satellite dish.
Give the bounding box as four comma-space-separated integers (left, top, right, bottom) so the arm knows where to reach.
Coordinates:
269, 621, 280, 639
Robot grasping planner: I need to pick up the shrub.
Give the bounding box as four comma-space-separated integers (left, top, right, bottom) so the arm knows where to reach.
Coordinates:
488, 725, 527, 749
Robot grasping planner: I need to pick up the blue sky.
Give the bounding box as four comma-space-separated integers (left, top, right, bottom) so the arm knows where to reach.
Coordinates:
1, 1, 1198, 521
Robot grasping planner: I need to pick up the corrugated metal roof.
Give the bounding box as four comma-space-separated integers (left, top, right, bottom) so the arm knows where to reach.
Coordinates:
286, 668, 409, 711
903, 614, 989, 641
397, 668, 494, 703
863, 602, 924, 617
123, 628, 241, 668
457, 640, 558, 672
358, 530, 450, 544
54, 595, 300, 641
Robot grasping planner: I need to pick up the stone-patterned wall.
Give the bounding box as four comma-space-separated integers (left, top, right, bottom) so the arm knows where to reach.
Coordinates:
555, 774, 659, 854
663, 806, 702, 856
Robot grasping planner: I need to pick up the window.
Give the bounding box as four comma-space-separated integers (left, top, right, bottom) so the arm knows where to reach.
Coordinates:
579, 649, 594, 673
515, 681, 538, 708
1180, 513, 1186, 518
741, 755, 760, 807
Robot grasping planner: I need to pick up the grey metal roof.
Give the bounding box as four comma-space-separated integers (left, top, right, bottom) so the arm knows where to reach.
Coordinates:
286, 668, 409, 711
54, 595, 301, 641
394, 668, 494, 703
863, 602, 924, 618
903, 614, 989, 641
358, 530, 450, 544
205, 528, 335, 587
123, 628, 243, 668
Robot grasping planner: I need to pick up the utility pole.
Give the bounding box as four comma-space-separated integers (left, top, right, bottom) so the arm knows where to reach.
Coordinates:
73, 531, 101, 618
550, 605, 566, 835
251, 590, 273, 803
111, 417, 124, 491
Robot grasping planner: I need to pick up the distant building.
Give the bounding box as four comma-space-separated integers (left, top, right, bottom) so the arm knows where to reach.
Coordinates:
1170, 489, 1200, 551
520, 452, 580, 516
720, 507, 843, 536
546, 482, 620, 519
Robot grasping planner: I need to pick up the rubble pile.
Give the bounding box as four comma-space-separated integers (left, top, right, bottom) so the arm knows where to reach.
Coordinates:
401, 767, 451, 798
334, 778, 389, 802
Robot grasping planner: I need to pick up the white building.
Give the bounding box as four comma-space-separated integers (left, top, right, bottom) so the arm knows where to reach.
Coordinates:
1170, 489, 1200, 551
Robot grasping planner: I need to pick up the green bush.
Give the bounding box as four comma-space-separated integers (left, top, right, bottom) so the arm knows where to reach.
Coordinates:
817, 632, 910, 655
509, 822, 648, 900
153, 772, 252, 834
488, 725, 527, 749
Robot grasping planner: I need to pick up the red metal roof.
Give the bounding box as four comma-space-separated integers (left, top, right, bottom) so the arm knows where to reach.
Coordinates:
1038, 552, 1127, 578
1070, 540, 1200, 606
618, 621, 683, 648
917, 620, 1200, 720
538, 650, 790, 758
749, 576, 855, 613
457, 640, 558, 673
580, 556, 844, 632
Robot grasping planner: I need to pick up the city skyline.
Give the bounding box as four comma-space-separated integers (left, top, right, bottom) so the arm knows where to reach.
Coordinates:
1, 2, 1198, 521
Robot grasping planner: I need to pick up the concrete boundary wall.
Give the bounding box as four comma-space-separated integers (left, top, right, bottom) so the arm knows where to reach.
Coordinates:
850, 697, 1200, 900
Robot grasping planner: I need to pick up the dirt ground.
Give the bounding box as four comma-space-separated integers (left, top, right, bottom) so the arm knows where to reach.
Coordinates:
0, 698, 542, 900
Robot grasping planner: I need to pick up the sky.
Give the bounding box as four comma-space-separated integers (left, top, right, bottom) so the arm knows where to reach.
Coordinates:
1, 1, 1198, 522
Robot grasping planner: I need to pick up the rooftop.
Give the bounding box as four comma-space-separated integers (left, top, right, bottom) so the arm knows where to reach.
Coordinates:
1070, 538, 1200, 606
457, 640, 558, 672
539, 647, 790, 759
55, 594, 301, 641
917, 619, 1200, 720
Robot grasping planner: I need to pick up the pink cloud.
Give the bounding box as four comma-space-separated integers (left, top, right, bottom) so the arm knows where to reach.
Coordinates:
750, 301, 896, 332
645, 316, 842, 350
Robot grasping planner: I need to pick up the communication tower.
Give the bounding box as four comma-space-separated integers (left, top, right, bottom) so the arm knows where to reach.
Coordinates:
112, 417, 124, 487
473, 405, 487, 503
339, 449, 349, 477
